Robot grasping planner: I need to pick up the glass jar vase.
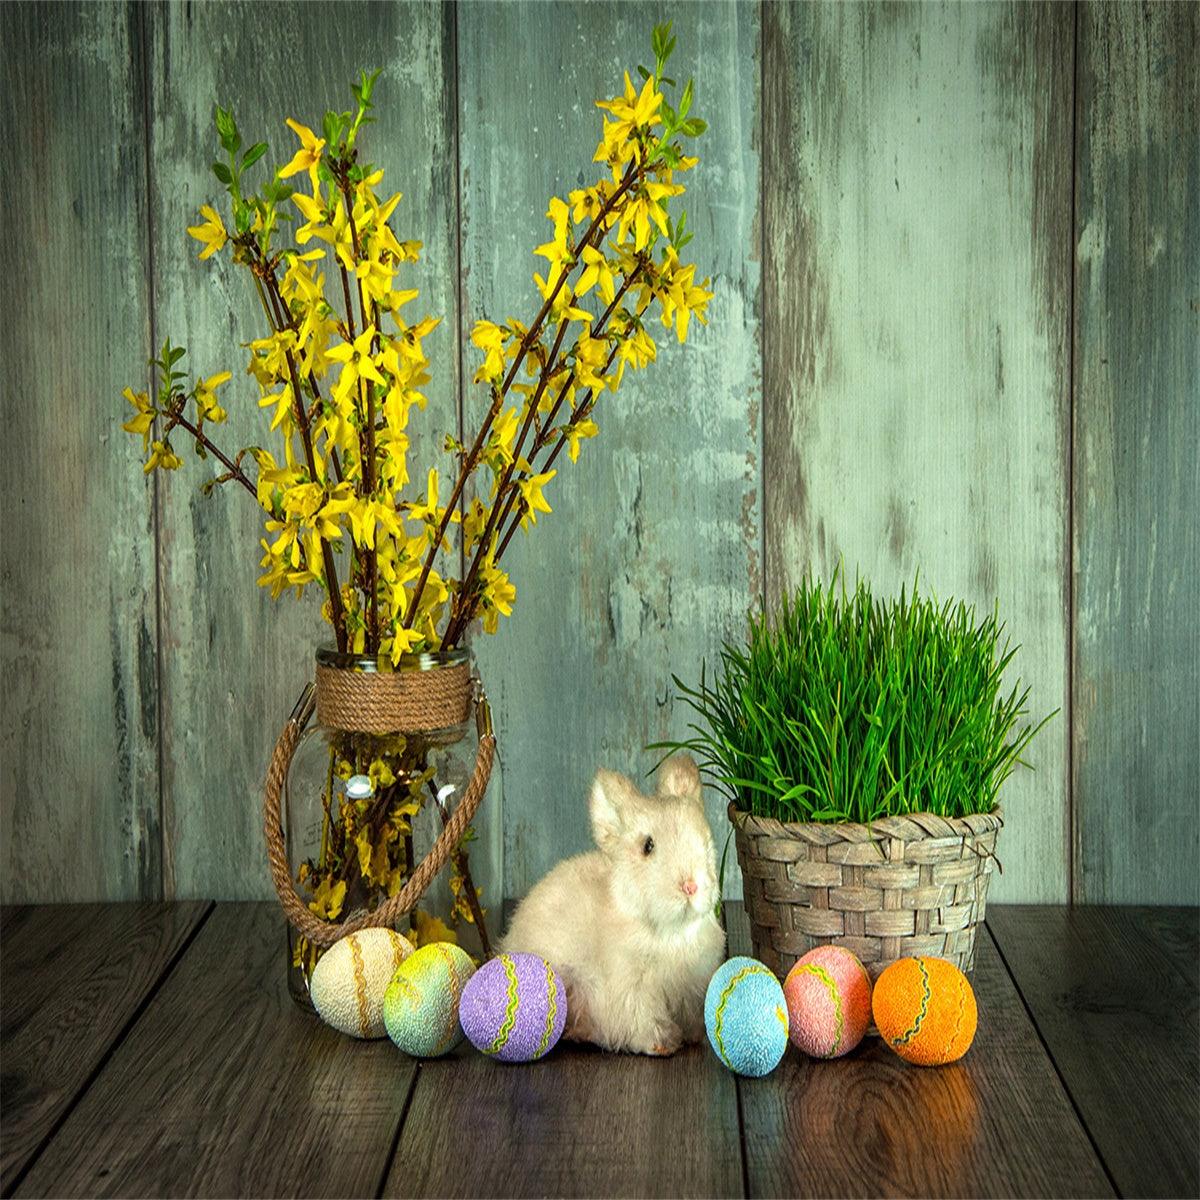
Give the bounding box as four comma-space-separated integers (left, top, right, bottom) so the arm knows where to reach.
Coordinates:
269, 647, 503, 1008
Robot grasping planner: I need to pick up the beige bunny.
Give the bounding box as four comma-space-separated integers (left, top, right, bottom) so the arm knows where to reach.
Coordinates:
501, 753, 725, 1055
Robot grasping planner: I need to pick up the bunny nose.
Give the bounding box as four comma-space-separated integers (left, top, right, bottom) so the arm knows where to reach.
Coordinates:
681, 879, 698, 896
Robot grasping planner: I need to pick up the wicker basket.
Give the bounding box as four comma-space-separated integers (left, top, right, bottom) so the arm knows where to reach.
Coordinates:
732, 804, 1002, 981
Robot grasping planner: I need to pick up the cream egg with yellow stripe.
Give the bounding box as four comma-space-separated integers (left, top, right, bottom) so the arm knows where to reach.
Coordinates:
310, 927, 415, 1039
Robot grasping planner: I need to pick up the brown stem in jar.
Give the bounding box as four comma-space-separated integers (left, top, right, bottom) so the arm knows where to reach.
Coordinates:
427, 780, 492, 958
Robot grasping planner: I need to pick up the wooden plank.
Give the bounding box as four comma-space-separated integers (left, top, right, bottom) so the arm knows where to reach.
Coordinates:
457, 1, 761, 900
146, 1, 460, 898
728, 902, 1113, 1199
989, 905, 1200, 1199
1, 902, 210, 1194
14, 904, 414, 1199
0, 1, 161, 901
383, 1013, 742, 1198
1072, 1, 1200, 904
762, 2, 1073, 902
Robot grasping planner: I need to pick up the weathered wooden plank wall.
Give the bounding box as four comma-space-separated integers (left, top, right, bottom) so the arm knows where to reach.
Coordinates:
1073, 1, 1199, 904
0, 2, 162, 901
763, 1, 1074, 901
1, 0, 1196, 905
458, 0, 761, 896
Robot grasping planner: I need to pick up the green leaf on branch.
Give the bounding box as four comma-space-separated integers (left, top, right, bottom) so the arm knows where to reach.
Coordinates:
212, 161, 232, 185
241, 142, 268, 169
214, 104, 241, 155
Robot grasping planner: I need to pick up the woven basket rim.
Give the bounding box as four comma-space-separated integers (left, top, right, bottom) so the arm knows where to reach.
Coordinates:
728, 801, 1003, 844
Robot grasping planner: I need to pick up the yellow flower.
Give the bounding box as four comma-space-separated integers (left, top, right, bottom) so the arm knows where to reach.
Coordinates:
121, 387, 155, 450
387, 624, 421, 666
186, 204, 227, 260
485, 406, 520, 471
144, 439, 182, 474
534, 268, 591, 325
291, 189, 328, 244
413, 909, 457, 948
279, 118, 326, 188
576, 245, 617, 304
325, 326, 384, 406
308, 877, 347, 921
406, 468, 458, 539
479, 563, 516, 635
471, 319, 508, 385
565, 416, 599, 463
569, 184, 607, 225
257, 382, 295, 432
534, 196, 573, 269
517, 465, 556, 528
595, 72, 663, 164
194, 371, 231, 424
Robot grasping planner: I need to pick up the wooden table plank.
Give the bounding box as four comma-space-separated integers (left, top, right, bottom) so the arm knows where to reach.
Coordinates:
14, 905, 416, 1200
382, 1031, 743, 1199
728, 904, 1113, 1198
988, 905, 1200, 1199
1, 902, 210, 1195
382, 901, 743, 1198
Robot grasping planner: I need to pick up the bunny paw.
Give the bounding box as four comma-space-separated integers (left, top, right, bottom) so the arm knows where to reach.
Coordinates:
644, 1021, 684, 1057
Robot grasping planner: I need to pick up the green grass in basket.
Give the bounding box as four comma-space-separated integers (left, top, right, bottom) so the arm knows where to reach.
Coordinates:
653, 570, 1055, 825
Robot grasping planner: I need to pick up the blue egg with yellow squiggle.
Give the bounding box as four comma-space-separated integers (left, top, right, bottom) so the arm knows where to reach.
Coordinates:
704, 956, 789, 1076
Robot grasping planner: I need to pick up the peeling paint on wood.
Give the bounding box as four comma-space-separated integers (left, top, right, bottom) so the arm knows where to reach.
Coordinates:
763, 2, 1074, 902
148, 1, 459, 898
1073, 1, 1200, 904
0, 2, 161, 901
457, 0, 762, 899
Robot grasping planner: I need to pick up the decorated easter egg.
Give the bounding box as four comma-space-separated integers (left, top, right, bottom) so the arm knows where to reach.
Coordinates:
784, 945, 873, 1059
383, 942, 476, 1057
309, 927, 414, 1039
459, 952, 567, 1063
704, 956, 789, 1077
873, 956, 977, 1066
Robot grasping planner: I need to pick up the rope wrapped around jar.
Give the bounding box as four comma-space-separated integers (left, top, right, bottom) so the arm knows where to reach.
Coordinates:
262, 656, 496, 949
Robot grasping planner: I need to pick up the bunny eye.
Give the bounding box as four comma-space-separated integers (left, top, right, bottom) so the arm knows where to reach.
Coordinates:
643, 836, 655, 856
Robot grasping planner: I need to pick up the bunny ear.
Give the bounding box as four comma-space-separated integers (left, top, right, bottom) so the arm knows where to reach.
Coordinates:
656, 753, 702, 804
590, 769, 631, 852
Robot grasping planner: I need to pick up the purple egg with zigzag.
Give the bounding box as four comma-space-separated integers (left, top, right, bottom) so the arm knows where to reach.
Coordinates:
459, 951, 568, 1063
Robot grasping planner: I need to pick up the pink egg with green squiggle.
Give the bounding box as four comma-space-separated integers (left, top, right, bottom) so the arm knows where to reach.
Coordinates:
784, 945, 873, 1058
459, 952, 567, 1063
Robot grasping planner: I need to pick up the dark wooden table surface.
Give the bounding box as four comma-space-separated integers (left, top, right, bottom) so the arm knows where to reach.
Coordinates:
1, 903, 1196, 1200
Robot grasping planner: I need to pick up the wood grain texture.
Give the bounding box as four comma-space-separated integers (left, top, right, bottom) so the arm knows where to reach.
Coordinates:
383, 1030, 741, 1198
147, 1, 460, 898
1072, 1, 1200, 904
0, 901, 210, 1193
457, 1, 761, 900
989, 905, 1200, 1200
727, 902, 1113, 1199
0, 2, 161, 901
762, 2, 1074, 902
14, 904, 414, 1199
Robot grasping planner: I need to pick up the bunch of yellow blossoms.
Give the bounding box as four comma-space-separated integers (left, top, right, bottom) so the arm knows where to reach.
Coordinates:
121, 24, 712, 663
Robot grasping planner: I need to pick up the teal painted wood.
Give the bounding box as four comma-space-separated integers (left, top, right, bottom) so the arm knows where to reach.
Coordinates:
457, 1, 762, 900
762, 2, 1074, 902
0, 2, 161, 901
1073, 2, 1200, 904
146, 1, 460, 897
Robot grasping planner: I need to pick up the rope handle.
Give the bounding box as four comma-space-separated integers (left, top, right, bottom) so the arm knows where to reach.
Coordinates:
263, 677, 496, 949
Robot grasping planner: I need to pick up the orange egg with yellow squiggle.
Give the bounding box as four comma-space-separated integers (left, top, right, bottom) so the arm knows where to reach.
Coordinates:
872, 956, 977, 1066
